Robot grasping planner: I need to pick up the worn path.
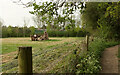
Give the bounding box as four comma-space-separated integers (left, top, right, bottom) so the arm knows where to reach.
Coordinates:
100, 45, 119, 73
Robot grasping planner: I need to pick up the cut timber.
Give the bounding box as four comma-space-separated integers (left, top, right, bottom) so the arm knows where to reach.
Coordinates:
40, 31, 49, 40
86, 35, 89, 51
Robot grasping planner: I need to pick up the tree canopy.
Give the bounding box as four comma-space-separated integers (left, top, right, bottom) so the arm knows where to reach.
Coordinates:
81, 2, 120, 40
28, 1, 85, 31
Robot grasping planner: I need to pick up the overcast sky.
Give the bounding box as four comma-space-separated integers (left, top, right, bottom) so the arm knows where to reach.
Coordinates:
0, 0, 35, 27
1, 0, 118, 27
0, 0, 80, 27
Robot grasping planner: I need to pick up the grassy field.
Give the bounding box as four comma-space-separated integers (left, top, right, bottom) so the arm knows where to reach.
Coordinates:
1, 37, 85, 73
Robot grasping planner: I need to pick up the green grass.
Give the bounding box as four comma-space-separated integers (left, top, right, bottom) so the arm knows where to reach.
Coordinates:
2, 37, 84, 54
2, 37, 119, 73
44, 39, 61, 41
1, 37, 85, 73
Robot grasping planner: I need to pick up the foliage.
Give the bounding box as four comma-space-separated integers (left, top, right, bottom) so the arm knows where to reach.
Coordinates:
2, 25, 87, 38
47, 38, 120, 73
2, 26, 35, 38
76, 52, 101, 73
47, 30, 87, 37
75, 38, 120, 73
29, 1, 85, 32
81, 2, 120, 40
81, 2, 100, 34
97, 2, 120, 40
29, 26, 36, 35
7, 26, 13, 37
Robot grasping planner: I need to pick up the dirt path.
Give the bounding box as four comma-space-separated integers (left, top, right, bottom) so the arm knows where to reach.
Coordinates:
100, 45, 119, 73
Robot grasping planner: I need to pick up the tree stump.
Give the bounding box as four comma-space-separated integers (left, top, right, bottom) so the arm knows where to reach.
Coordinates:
18, 47, 33, 74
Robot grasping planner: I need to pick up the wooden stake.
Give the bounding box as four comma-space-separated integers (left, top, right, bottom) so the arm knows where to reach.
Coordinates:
86, 35, 89, 51
18, 47, 32, 74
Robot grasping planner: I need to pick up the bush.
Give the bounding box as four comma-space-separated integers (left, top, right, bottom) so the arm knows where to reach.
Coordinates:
47, 30, 87, 37
75, 38, 120, 73
76, 52, 101, 73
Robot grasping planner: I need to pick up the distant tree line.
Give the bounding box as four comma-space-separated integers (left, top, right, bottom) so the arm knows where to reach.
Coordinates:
2, 26, 36, 38
1, 25, 87, 38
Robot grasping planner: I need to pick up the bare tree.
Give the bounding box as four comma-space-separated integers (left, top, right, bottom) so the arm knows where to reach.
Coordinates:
0, 18, 4, 27
32, 15, 41, 29
23, 17, 29, 37
11, 0, 68, 7
0, 18, 3, 38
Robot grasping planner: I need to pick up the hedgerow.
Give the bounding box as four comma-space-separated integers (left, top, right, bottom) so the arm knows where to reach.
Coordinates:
73, 38, 120, 73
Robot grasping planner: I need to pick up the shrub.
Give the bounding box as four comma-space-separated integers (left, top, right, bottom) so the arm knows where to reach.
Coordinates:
47, 30, 87, 37
76, 52, 101, 73
75, 38, 120, 73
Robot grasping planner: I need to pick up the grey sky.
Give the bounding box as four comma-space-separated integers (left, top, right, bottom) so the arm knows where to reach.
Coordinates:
0, 0, 80, 27
0, 0, 34, 27
0, 0, 119, 27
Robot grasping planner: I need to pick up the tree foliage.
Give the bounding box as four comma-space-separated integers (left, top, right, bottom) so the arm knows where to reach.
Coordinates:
29, 1, 85, 31
2, 26, 35, 38
97, 2, 120, 40
81, 2, 120, 40
1, 25, 87, 38
81, 2, 100, 34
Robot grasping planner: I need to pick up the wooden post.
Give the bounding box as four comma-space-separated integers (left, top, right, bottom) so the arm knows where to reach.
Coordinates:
86, 35, 89, 51
18, 47, 32, 74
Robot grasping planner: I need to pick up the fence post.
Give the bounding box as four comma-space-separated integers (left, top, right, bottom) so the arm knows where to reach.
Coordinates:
86, 35, 89, 51
18, 47, 32, 74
